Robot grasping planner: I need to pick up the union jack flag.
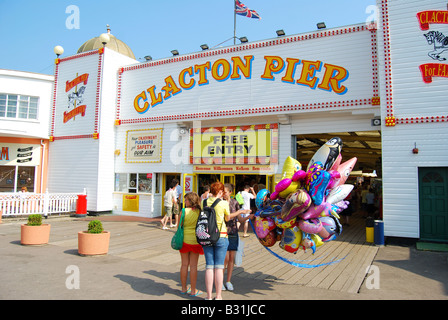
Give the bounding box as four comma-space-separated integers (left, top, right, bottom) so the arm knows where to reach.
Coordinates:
235, 0, 261, 19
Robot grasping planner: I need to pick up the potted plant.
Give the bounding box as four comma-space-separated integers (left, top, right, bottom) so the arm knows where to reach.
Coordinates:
78, 220, 110, 256
21, 214, 51, 245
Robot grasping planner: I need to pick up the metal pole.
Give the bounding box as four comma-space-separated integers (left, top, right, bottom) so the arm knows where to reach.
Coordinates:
234, 0, 236, 44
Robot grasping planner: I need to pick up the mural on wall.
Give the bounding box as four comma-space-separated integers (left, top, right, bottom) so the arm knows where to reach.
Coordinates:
424, 31, 448, 61
64, 73, 89, 123
418, 9, 448, 83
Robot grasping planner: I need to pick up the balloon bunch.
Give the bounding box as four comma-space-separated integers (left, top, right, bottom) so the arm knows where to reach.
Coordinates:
253, 137, 357, 255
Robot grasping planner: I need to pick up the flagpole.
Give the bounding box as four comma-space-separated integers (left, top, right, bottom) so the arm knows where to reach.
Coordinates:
234, 0, 236, 44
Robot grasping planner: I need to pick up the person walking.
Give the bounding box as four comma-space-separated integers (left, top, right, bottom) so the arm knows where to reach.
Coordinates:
174, 182, 183, 227
240, 185, 256, 237
366, 188, 376, 218
161, 180, 178, 229
202, 181, 230, 300
361, 184, 369, 217
179, 192, 203, 297
222, 183, 252, 291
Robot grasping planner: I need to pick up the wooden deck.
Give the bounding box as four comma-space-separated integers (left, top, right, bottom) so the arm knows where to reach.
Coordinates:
227, 213, 379, 293
48, 211, 378, 294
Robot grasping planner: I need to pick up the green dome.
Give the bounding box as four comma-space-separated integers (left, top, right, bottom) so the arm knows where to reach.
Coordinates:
77, 25, 136, 60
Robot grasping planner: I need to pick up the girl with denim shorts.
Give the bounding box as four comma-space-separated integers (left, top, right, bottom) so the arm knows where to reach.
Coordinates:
202, 181, 230, 300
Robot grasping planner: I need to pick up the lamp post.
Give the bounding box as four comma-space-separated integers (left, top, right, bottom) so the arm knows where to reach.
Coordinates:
99, 33, 110, 47
54, 45, 64, 58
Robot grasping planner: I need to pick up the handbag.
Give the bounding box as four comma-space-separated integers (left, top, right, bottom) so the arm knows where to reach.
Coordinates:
235, 239, 244, 266
171, 208, 185, 250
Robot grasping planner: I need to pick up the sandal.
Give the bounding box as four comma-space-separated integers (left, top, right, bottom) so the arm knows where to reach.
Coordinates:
180, 286, 191, 294
189, 289, 203, 297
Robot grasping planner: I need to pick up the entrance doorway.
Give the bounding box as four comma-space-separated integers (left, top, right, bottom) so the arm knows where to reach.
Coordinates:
162, 173, 180, 216
419, 167, 448, 242
295, 131, 382, 215
197, 173, 271, 198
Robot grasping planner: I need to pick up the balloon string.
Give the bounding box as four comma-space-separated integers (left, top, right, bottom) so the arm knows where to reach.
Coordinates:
249, 220, 346, 268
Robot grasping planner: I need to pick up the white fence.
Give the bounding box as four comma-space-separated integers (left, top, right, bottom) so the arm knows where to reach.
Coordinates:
0, 190, 84, 217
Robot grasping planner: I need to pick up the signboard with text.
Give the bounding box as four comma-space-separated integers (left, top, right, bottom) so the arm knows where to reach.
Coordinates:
125, 129, 163, 163
191, 123, 278, 165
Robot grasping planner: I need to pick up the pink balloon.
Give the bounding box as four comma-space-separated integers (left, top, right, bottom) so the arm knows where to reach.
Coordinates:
292, 170, 306, 182
335, 157, 357, 187
327, 170, 341, 189
270, 179, 292, 200
299, 202, 330, 220
298, 218, 323, 234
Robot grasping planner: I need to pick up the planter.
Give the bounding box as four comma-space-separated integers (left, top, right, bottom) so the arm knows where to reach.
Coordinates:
78, 231, 110, 256
21, 224, 51, 245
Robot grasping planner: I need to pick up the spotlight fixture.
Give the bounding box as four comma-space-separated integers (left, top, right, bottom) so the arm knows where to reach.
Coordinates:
239, 36, 248, 43
276, 29, 285, 36
171, 50, 179, 56
317, 22, 326, 29
200, 44, 209, 50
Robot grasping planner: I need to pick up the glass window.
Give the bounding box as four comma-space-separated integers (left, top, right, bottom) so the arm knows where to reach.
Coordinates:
0, 93, 39, 120
0, 166, 35, 192
17, 166, 35, 192
114, 173, 153, 194
129, 173, 137, 193
0, 166, 16, 192
19, 96, 29, 119
114, 173, 127, 192
29, 97, 38, 119
7, 95, 17, 118
138, 173, 152, 193
0, 94, 6, 117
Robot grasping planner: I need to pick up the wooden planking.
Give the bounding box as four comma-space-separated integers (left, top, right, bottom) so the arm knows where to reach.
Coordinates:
229, 213, 378, 292
46, 213, 377, 294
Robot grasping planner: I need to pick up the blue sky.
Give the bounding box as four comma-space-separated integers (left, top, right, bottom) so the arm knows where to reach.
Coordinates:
0, 0, 376, 75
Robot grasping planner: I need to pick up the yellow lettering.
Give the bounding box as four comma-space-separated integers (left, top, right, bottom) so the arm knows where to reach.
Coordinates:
195, 61, 211, 85
147, 85, 163, 107
297, 60, 321, 88
231, 55, 253, 79
161, 75, 181, 99
261, 56, 284, 80
179, 66, 195, 89
420, 11, 427, 24
134, 91, 149, 114
318, 63, 349, 94
212, 59, 231, 81
281, 58, 301, 83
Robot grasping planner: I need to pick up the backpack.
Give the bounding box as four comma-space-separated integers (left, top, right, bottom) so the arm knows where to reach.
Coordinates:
196, 198, 222, 247
235, 192, 244, 206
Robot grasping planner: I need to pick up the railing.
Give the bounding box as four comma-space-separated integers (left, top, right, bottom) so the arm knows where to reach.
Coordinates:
0, 190, 84, 217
